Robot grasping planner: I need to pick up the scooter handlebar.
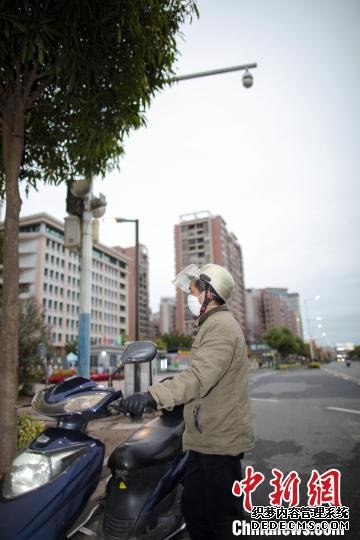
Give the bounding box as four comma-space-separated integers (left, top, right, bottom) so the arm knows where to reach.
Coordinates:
107, 399, 129, 415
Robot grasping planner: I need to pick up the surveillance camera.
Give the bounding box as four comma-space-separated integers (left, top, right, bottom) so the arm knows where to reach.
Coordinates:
242, 70, 253, 89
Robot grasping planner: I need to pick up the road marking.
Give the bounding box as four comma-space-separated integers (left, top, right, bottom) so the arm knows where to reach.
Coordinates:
251, 397, 279, 403
326, 407, 360, 415
322, 367, 360, 386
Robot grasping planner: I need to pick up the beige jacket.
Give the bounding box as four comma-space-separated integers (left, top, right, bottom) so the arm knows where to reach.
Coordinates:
148, 306, 254, 456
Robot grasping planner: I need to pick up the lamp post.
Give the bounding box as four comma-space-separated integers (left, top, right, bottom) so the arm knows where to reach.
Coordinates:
115, 218, 141, 392
304, 295, 320, 360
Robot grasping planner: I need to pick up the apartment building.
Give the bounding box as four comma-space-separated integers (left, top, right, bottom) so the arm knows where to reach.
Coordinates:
174, 211, 246, 335
0, 213, 130, 354
246, 287, 303, 344
113, 244, 150, 340
159, 297, 176, 334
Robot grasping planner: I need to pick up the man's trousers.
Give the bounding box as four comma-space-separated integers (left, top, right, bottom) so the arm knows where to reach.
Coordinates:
181, 450, 245, 540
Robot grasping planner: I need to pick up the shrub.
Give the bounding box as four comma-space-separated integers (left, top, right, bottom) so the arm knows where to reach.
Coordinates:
17, 414, 45, 449
308, 361, 321, 369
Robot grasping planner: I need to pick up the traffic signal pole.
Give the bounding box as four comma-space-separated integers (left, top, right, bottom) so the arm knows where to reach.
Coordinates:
78, 181, 93, 378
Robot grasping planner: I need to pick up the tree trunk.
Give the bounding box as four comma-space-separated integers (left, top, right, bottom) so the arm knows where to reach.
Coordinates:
0, 97, 24, 476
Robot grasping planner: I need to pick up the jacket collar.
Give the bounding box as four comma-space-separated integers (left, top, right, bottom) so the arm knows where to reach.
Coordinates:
195, 304, 229, 328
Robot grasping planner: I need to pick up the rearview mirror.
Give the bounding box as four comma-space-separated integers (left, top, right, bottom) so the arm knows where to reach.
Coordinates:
121, 341, 157, 365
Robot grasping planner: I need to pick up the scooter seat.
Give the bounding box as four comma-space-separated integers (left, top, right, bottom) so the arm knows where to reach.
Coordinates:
108, 414, 184, 471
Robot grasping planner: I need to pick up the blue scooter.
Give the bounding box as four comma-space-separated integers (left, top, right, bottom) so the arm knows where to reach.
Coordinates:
0, 341, 188, 540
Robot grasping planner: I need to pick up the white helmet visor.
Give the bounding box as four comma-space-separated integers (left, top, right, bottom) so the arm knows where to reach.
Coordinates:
172, 264, 201, 293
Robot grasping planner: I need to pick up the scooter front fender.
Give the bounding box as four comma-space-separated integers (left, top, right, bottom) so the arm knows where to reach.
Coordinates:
0, 427, 104, 540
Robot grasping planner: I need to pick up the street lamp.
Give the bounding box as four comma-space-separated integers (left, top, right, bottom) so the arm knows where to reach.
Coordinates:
115, 218, 141, 392
303, 295, 321, 360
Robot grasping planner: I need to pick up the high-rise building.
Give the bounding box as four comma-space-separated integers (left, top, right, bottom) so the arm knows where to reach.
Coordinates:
113, 244, 150, 340
0, 213, 131, 354
245, 287, 303, 344
174, 211, 246, 335
286, 292, 303, 339
149, 311, 160, 340
160, 297, 176, 334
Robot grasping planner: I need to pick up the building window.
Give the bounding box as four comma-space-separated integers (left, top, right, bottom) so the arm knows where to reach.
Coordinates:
45, 225, 64, 241
19, 223, 40, 233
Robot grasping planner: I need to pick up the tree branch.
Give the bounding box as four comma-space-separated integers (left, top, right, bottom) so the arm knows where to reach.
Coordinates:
26, 78, 52, 109
23, 62, 38, 103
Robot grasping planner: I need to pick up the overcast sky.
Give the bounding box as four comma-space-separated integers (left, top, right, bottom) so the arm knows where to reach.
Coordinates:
19, 0, 360, 346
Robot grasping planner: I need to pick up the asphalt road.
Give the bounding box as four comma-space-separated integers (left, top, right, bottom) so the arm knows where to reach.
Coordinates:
246, 364, 360, 538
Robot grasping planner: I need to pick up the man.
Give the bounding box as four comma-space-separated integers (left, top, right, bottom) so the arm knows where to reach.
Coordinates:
122, 263, 254, 539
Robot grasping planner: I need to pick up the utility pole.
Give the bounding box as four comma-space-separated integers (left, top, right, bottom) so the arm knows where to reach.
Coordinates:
78, 180, 93, 379
65, 179, 107, 378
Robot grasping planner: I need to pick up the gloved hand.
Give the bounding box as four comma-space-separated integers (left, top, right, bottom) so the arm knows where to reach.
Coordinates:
122, 392, 157, 417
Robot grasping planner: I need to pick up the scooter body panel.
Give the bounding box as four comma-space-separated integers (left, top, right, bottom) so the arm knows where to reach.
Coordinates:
0, 427, 104, 540
104, 413, 187, 539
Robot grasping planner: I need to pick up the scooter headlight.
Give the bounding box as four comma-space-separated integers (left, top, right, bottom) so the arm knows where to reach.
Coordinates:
32, 390, 110, 416
63, 393, 109, 413
2, 446, 86, 499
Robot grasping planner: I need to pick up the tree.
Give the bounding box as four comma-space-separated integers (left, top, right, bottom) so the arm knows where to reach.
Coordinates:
0, 0, 198, 474
154, 337, 167, 351
18, 297, 53, 386
161, 333, 192, 351
65, 339, 77, 355
294, 336, 310, 358
349, 346, 360, 361
262, 326, 298, 360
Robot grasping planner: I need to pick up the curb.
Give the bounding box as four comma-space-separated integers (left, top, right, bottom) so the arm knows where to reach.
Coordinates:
322, 367, 360, 386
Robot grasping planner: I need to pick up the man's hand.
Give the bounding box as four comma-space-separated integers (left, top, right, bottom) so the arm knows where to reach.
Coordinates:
121, 392, 157, 417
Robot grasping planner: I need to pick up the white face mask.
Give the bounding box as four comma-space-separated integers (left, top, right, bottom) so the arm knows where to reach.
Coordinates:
187, 294, 202, 317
